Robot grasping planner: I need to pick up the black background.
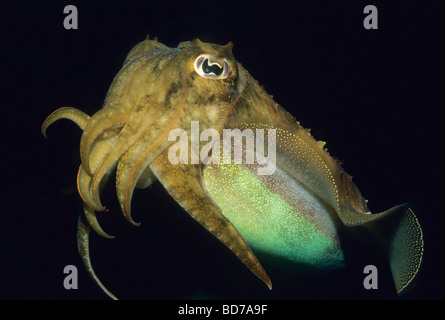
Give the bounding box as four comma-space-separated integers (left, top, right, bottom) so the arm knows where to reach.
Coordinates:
1, 0, 443, 302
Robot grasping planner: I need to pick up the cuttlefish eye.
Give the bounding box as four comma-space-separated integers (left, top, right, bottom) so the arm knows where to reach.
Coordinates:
194, 54, 231, 79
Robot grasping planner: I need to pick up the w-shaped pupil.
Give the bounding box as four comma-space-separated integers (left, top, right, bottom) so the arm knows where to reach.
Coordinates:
203, 59, 223, 75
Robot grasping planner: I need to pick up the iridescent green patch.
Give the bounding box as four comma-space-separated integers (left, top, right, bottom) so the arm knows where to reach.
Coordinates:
204, 164, 344, 269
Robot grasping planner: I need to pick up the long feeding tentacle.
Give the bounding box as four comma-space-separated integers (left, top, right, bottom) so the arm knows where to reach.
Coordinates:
77, 214, 117, 299
41, 107, 90, 138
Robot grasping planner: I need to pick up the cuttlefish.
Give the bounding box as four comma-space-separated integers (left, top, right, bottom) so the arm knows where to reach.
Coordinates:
42, 36, 423, 299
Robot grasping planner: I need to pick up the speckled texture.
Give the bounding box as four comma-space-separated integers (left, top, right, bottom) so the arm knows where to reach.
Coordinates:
204, 163, 345, 269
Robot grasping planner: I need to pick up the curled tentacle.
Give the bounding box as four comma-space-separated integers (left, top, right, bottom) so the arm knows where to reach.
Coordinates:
83, 203, 114, 239
41, 107, 90, 138
116, 153, 141, 226
113, 94, 188, 225
116, 135, 169, 226
89, 131, 141, 210
77, 163, 116, 212
80, 106, 128, 176
89, 95, 165, 210
77, 165, 96, 210
89, 50, 192, 210
78, 135, 119, 211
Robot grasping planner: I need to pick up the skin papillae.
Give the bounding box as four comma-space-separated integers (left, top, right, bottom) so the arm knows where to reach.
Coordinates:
42, 36, 423, 299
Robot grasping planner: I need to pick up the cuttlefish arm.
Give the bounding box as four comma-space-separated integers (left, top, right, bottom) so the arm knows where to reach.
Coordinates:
149, 149, 272, 289
41, 107, 90, 138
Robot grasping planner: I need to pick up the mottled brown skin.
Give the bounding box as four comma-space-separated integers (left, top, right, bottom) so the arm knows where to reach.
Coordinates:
42, 36, 423, 298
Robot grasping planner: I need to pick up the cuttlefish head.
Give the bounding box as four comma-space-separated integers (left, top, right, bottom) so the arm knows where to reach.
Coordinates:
43, 37, 246, 228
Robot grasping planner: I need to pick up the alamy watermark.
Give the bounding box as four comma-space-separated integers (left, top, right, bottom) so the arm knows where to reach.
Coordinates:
63, 265, 78, 290
63, 5, 377, 31
363, 5, 378, 30
168, 121, 277, 175
63, 5, 78, 30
